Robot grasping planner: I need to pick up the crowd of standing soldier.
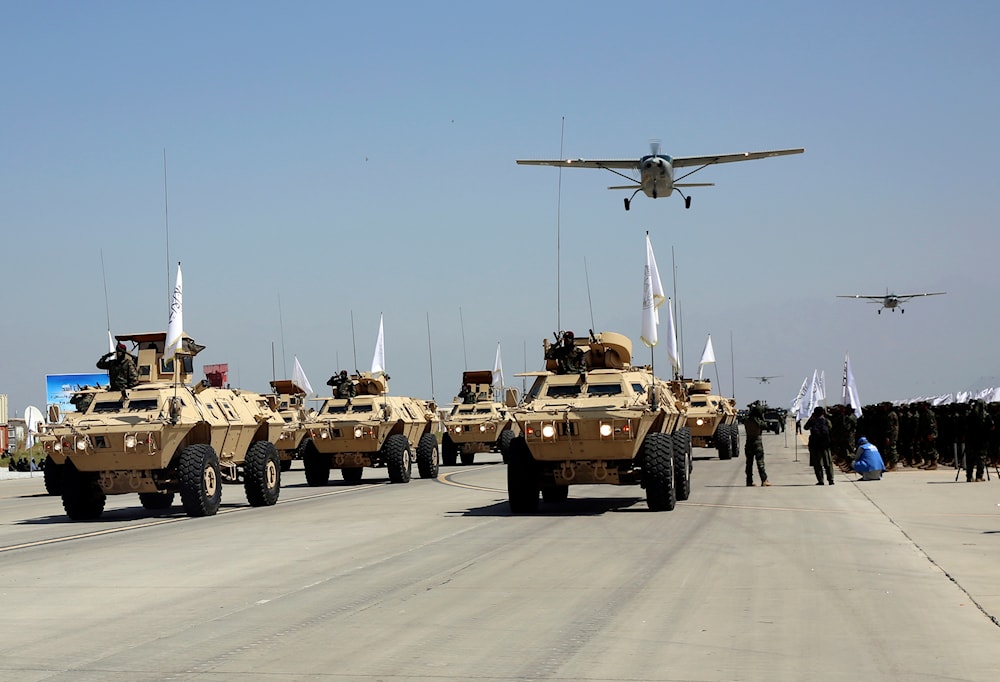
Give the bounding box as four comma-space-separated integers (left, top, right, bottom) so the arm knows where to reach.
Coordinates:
825, 401, 1000, 482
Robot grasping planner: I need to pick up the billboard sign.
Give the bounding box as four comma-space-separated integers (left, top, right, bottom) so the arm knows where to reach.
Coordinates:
46, 373, 109, 419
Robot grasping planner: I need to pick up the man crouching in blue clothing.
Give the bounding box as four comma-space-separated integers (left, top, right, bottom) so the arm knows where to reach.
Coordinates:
854, 436, 886, 480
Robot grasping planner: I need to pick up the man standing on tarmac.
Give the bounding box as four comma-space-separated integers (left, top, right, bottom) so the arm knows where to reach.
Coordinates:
743, 402, 770, 487
805, 406, 835, 485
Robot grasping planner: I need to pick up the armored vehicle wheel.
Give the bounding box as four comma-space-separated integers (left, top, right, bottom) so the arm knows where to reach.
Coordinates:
61, 461, 106, 520
342, 467, 364, 482
139, 492, 175, 510
499, 429, 514, 464
460, 451, 475, 466
717, 423, 732, 460
416, 433, 440, 479
441, 433, 458, 466
729, 424, 740, 461
178, 443, 222, 517
280, 458, 292, 472
506, 437, 539, 514
542, 485, 569, 504
673, 430, 692, 502
43, 455, 62, 496
383, 434, 413, 483
302, 438, 331, 487
244, 441, 281, 507
641, 432, 676, 511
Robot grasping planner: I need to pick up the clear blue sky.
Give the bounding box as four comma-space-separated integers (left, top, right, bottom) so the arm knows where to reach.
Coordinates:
2, 0, 998, 418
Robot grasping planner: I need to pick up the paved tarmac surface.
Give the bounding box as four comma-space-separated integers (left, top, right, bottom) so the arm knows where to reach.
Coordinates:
0, 430, 998, 681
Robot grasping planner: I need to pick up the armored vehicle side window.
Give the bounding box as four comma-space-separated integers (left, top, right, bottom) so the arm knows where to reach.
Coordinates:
126, 399, 159, 412
351, 404, 373, 413
691, 399, 708, 407
474, 406, 494, 414
93, 400, 125, 413
631, 383, 645, 394
325, 405, 349, 414
160, 356, 194, 374
545, 385, 582, 398
587, 384, 622, 396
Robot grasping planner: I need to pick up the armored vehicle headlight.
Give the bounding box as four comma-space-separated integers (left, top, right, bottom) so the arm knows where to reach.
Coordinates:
53, 442, 63, 452
696, 418, 705, 426
452, 425, 462, 433
479, 424, 487, 432
320, 430, 329, 439
599, 423, 613, 437
124, 434, 137, 448
354, 426, 363, 438
541, 424, 555, 438
76, 439, 88, 451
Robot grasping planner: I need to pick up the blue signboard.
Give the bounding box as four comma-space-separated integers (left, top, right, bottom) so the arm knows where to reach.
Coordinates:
46, 372, 109, 416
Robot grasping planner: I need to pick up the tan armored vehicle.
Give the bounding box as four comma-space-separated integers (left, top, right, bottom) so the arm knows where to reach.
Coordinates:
267, 379, 313, 471
299, 372, 440, 485
442, 370, 519, 466
506, 331, 691, 513
679, 379, 739, 459
39, 333, 284, 520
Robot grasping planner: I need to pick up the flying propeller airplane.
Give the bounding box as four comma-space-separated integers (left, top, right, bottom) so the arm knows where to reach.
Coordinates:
837, 290, 946, 314
517, 141, 804, 210
748, 375, 782, 384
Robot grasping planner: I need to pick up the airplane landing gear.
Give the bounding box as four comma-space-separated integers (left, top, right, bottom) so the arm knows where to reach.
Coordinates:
625, 188, 643, 212
685, 195, 692, 209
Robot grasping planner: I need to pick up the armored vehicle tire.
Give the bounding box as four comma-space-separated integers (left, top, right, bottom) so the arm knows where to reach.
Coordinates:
542, 485, 569, 504
673, 430, 692, 502
729, 425, 740, 461
441, 433, 458, 466
416, 433, 440, 479
717, 424, 732, 459
342, 467, 364, 482
178, 443, 223, 517
384, 434, 413, 484
61, 461, 106, 520
139, 492, 175, 510
302, 439, 331, 487
43, 455, 62, 495
460, 452, 475, 466
506, 437, 539, 514
244, 441, 281, 507
499, 429, 514, 464
641, 432, 676, 512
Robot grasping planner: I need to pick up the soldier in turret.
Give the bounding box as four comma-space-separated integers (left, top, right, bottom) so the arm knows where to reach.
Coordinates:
545, 330, 586, 375
97, 342, 138, 393
327, 370, 356, 400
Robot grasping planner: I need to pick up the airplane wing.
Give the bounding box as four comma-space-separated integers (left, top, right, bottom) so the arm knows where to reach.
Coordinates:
516, 159, 639, 170
895, 292, 946, 301
672, 148, 804, 168
836, 295, 885, 300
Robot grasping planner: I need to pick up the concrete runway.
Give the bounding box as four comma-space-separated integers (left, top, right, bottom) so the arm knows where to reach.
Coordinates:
0, 430, 998, 681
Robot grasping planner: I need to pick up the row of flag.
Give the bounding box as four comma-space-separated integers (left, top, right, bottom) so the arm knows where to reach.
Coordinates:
790, 354, 862, 420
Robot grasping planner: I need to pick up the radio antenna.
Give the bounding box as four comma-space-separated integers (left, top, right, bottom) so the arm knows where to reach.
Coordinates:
163, 149, 171, 314
100, 248, 113, 350
426, 312, 436, 401
556, 116, 565, 331
350, 310, 359, 372
459, 306, 468, 371
584, 256, 596, 331
277, 293, 287, 379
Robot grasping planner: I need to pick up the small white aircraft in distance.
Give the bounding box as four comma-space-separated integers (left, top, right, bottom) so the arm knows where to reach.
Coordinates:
748, 375, 782, 384
516, 141, 804, 211
837, 290, 946, 314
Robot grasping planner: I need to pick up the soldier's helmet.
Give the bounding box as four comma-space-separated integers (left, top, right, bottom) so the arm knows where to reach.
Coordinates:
340, 370, 348, 379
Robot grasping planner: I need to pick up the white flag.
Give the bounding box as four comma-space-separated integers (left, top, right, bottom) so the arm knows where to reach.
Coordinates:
697, 335, 715, 379
801, 369, 818, 420
166, 262, 183, 358
371, 314, 385, 374
816, 370, 826, 402
791, 376, 809, 416
640, 233, 665, 348
107, 330, 115, 354
842, 353, 861, 417
292, 355, 314, 395
492, 342, 504, 391
665, 298, 680, 374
